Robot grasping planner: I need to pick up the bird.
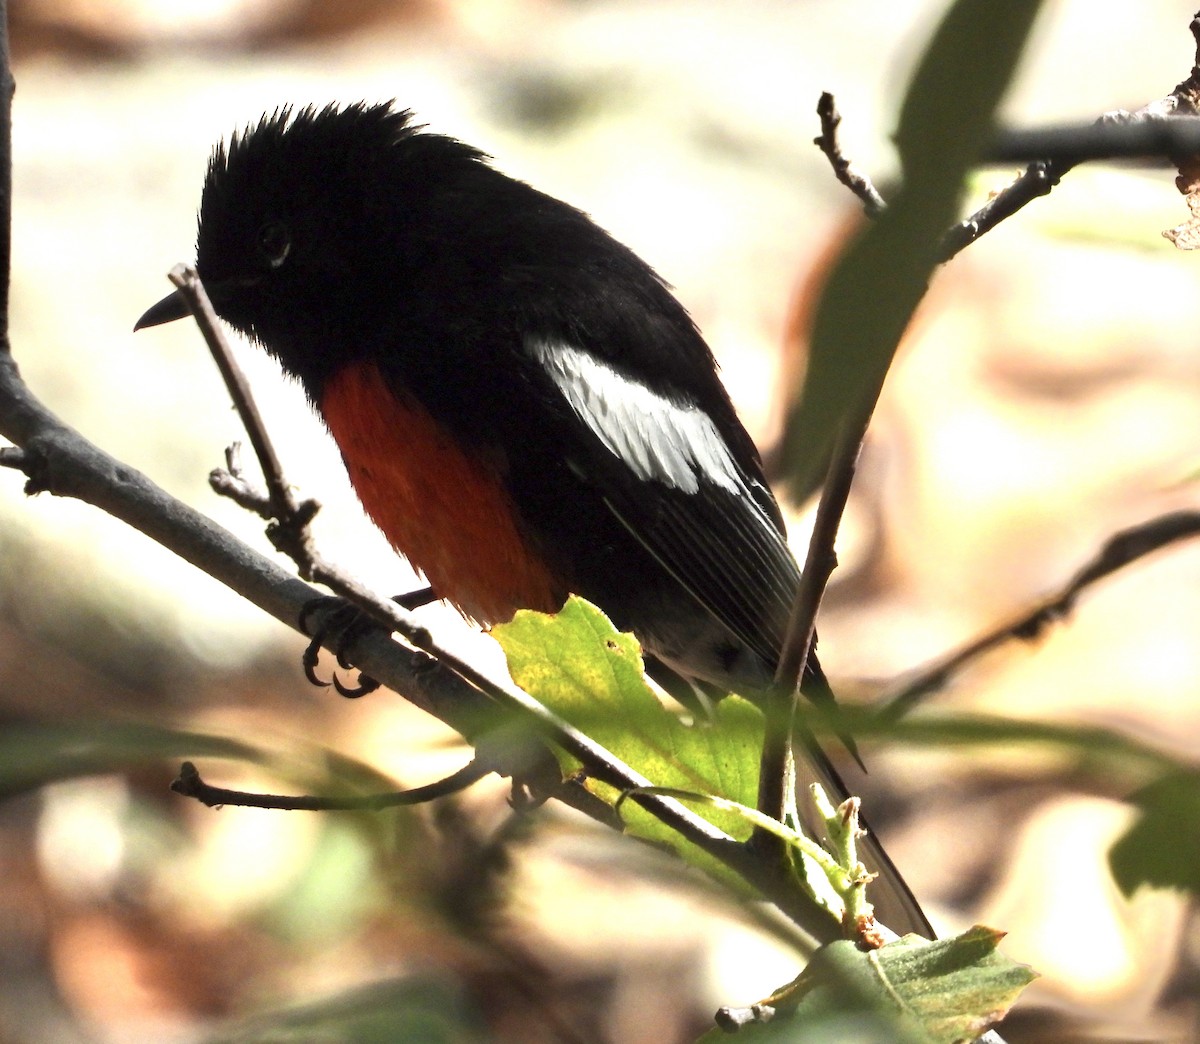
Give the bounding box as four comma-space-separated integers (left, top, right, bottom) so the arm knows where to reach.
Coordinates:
135, 101, 932, 939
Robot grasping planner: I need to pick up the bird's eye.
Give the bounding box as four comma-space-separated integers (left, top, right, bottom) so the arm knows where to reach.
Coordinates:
257, 220, 291, 268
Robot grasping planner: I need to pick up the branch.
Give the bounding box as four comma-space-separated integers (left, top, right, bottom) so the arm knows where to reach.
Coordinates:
167, 265, 305, 531
813, 92, 886, 217
0, 0, 10, 337
986, 115, 1200, 165
171, 757, 492, 811
758, 423, 865, 829
937, 157, 1071, 261
775, 426, 864, 695
821, 8, 1200, 264
880, 511, 1200, 719
941, 112, 1189, 261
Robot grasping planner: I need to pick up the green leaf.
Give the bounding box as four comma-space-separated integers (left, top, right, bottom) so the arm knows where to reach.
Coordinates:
0, 720, 411, 822
0, 721, 262, 797
780, 0, 1046, 496
262, 817, 385, 944
1110, 770, 1200, 896
797, 705, 1177, 780
703, 926, 1036, 1043
494, 597, 765, 869
207, 976, 486, 1043
860, 927, 1037, 1042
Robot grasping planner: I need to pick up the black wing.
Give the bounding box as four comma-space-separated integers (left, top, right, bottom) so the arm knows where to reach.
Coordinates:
522, 332, 799, 682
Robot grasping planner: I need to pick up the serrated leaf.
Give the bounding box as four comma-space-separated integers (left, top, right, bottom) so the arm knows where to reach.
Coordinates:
494, 597, 767, 873
707, 926, 1035, 1043
863, 927, 1036, 1041
1110, 770, 1200, 896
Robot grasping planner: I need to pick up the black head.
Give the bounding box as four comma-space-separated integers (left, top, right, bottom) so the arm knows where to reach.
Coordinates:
135, 102, 489, 389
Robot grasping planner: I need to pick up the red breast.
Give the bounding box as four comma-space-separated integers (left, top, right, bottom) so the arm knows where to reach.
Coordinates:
320, 360, 563, 624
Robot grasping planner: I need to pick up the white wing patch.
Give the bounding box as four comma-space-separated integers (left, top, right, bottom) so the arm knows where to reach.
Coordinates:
527, 338, 742, 494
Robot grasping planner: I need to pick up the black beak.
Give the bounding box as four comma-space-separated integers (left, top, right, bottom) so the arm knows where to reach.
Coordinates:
134, 288, 191, 332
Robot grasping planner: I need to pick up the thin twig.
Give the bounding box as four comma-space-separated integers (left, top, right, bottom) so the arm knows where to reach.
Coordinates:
758, 423, 864, 828
171, 757, 491, 810
813, 92, 886, 216
775, 426, 864, 694
821, 84, 1200, 267
208, 442, 277, 519
169, 265, 306, 530
0, 0, 10, 340
782, 86, 912, 752
880, 511, 1200, 720
938, 158, 1073, 261
810, 120, 1078, 266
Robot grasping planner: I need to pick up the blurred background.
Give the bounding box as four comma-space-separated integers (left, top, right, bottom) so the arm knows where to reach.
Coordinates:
1, 0, 1199, 1041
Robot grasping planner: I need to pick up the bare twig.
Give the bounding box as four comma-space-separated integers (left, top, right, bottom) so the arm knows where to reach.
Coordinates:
821, 17, 1200, 266
168, 265, 336, 574
0, 0, 10, 340
814, 92, 886, 217
881, 511, 1200, 719
208, 442, 277, 519
775, 426, 864, 695
171, 757, 491, 810
169, 265, 307, 530
938, 158, 1073, 260
758, 423, 864, 829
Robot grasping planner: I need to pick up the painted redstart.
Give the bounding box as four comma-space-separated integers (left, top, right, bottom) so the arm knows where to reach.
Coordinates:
136, 102, 931, 938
